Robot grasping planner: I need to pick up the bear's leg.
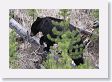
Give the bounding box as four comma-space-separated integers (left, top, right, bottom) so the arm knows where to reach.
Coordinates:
44, 45, 50, 52
73, 57, 84, 66
40, 35, 53, 52
44, 39, 54, 52
40, 36, 45, 45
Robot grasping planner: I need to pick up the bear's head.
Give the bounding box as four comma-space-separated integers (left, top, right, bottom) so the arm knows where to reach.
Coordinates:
30, 17, 42, 36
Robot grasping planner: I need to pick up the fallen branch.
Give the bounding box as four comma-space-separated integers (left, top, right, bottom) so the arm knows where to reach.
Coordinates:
77, 27, 98, 36
9, 18, 40, 46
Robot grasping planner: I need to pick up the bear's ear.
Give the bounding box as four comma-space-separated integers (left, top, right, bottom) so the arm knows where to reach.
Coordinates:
35, 17, 43, 23
36, 17, 41, 20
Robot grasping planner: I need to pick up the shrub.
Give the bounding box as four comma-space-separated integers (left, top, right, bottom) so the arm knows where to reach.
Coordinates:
43, 9, 85, 69
9, 29, 19, 68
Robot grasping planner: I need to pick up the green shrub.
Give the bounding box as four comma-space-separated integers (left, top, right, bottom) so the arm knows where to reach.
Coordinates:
9, 29, 19, 68
43, 9, 85, 69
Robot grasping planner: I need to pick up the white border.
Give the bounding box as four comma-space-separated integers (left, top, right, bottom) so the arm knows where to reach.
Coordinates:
0, 0, 108, 78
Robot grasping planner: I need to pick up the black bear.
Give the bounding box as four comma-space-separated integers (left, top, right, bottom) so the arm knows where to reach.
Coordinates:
30, 17, 61, 36
30, 16, 84, 66
30, 17, 75, 52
